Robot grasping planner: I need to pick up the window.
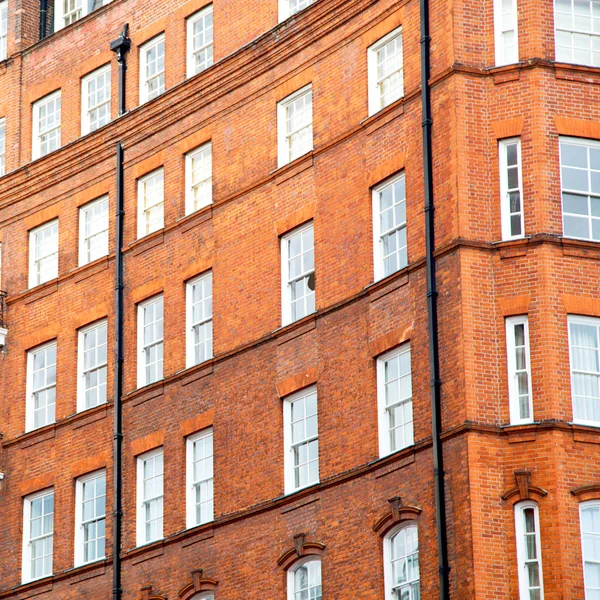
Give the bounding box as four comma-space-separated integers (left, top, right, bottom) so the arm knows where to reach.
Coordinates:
185, 143, 212, 214
137, 296, 164, 388
0, 1, 7, 62
54, 0, 113, 32
79, 196, 109, 266
281, 223, 315, 325
499, 138, 524, 239
137, 448, 164, 546
279, 0, 313, 21
368, 27, 404, 115
186, 428, 214, 528
22, 489, 54, 583
26, 342, 57, 432
284, 386, 319, 494
0, 117, 5, 176
287, 558, 322, 600
140, 34, 165, 104
29, 220, 59, 288
515, 502, 544, 600
187, 6, 213, 78
32, 91, 61, 159
186, 272, 213, 368
78, 320, 108, 412
74, 471, 106, 566
555, 0, 600, 67
137, 169, 164, 238
191, 595, 214, 600
581, 501, 600, 598
384, 523, 420, 600
377, 343, 413, 457
277, 85, 313, 168
494, 0, 519, 65
568, 315, 600, 425
81, 65, 111, 135
560, 138, 600, 242
506, 316, 533, 424
373, 174, 407, 280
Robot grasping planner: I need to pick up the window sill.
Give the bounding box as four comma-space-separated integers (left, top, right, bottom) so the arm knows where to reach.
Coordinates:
361, 97, 405, 136
271, 152, 314, 185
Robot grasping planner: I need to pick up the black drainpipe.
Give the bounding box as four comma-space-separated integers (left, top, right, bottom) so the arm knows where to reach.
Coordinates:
110, 25, 130, 600
420, 0, 451, 597
39, 0, 48, 40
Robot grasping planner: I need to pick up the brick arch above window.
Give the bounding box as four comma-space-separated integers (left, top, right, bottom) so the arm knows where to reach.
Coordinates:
178, 569, 218, 600
572, 484, 600, 503
277, 533, 326, 571
501, 469, 548, 506
373, 496, 422, 538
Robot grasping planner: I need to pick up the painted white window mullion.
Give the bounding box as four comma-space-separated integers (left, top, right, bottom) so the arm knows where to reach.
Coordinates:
581, 501, 600, 598
568, 315, 600, 426
29, 220, 59, 288
287, 558, 322, 600
26, 341, 57, 432
79, 196, 109, 266
384, 523, 420, 600
78, 320, 108, 412
81, 65, 111, 135
499, 138, 524, 240
140, 34, 165, 104
494, 0, 519, 65
137, 448, 164, 546
186, 272, 213, 368
506, 316, 533, 424
186, 428, 214, 528
368, 27, 403, 115
0, 1, 7, 62
515, 502, 544, 600
277, 85, 313, 168
137, 295, 164, 388
137, 169, 164, 238
278, 0, 313, 21
186, 5, 213, 78
74, 470, 106, 566
555, 0, 600, 67
377, 343, 413, 457
32, 91, 62, 160
185, 143, 212, 215
22, 489, 54, 584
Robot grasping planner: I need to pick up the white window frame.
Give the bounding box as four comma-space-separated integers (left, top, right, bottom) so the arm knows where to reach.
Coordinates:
555, 0, 600, 67
0, 117, 6, 177
77, 319, 108, 412
137, 295, 164, 388
281, 222, 315, 326
372, 173, 408, 281
137, 168, 164, 239
22, 488, 54, 584
190, 594, 214, 600
186, 428, 214, 529
0, 0, 7, 62
283, 385, 319, 494
286, 557, 322, 600
136, 447, 164, 546
74, 470, 106, 567
186, 272, 213, 369
499, 138, 525, 240
26, 341, 57, 433
277, 85, 313, 168
494, 0, 519, 65
81, 65, 111, 135
377, 343, 414, 458
32, 91, 61, 160
79, 195, 109, 266
568, 314, 600, 426
29, 219, 59, 288
54, 0, 113, 32
383, 522, 420, 600
184, 142, 212, 215
186, 5, 214, 78
580, 500, 600, 598
367, 27, 404, 116
278, 0, 314, 21
505, 315, 533, 425
560, 136, 600, 242
139, 34, 166, 104
514, 501, 544, 600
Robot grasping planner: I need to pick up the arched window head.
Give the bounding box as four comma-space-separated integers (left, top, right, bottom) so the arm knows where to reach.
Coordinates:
191, 594, 214, 600
287, 557, 322, 600
514, 501, 544, 600
384, 522, 420, 600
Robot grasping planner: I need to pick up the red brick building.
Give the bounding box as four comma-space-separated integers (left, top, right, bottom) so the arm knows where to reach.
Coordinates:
1, 0, 600, 598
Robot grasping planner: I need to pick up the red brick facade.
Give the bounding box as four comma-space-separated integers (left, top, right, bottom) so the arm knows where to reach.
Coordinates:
1, 0, 600, 598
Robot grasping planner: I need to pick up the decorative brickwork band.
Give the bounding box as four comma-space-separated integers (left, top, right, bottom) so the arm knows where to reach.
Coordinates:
277, 533, 327, 570
178, 569, 218, 599
373, 496, 422, 537
501, 470, 548, 503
